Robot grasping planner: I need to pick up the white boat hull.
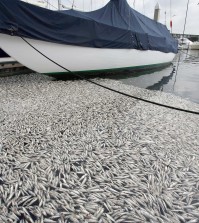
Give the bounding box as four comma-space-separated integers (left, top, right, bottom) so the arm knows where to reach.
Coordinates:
189, 42, 199, 50
0, 33, 176, 76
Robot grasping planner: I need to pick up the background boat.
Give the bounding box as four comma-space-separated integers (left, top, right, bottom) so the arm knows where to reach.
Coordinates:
189, 41, 199, 50
178, 37, 192, 50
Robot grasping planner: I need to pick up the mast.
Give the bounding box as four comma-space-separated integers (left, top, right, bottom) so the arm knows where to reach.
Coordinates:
46, 0, 49, 9
154, 3, 160, 22
58, 0, 61, 10
143, 0, 145, 15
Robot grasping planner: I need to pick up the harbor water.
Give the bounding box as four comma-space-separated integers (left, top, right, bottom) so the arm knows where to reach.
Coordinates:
109, 50, 199, 104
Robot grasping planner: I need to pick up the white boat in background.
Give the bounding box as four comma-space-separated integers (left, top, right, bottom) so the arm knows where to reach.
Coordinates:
0, 0, 178, 77
178, 37, 192, 50
189, 41, 199, 50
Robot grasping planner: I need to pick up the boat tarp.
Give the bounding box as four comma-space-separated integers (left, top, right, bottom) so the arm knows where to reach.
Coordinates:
0, 0, 178, 53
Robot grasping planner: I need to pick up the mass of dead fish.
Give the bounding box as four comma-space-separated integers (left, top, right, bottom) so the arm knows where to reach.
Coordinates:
0, 73, 199, 223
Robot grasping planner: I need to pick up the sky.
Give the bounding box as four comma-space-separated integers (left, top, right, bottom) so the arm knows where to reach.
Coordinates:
32, 0, 199, 35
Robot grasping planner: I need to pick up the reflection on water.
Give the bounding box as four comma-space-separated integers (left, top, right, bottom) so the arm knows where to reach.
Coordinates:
146, 67, 176, 91
110, 50, 199, 104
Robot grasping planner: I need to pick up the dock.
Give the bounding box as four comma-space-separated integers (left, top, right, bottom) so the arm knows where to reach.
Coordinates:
0, 59, 32, 77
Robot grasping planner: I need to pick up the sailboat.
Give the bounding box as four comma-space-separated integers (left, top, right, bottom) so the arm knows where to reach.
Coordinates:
178, 37, 192, 50
0, 0, 178, 77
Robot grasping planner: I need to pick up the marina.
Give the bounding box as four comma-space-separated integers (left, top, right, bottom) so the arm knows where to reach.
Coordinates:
0, 0, 199, 222
110, 50, 199, 104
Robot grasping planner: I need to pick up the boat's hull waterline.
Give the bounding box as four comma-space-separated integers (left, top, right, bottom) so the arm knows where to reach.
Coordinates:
0, 34, 175, 76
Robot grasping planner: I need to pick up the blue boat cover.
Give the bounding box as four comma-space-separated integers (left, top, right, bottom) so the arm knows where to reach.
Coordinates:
0, 0, 178, 53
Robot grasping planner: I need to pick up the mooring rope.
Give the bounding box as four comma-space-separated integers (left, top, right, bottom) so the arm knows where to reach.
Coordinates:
19, 36, 199, 115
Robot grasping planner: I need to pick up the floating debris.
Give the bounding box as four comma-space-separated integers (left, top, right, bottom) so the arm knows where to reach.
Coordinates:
0, 73, 199, 223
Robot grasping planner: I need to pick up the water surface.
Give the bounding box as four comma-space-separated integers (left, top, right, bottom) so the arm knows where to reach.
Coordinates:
109, 50, 199, 104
